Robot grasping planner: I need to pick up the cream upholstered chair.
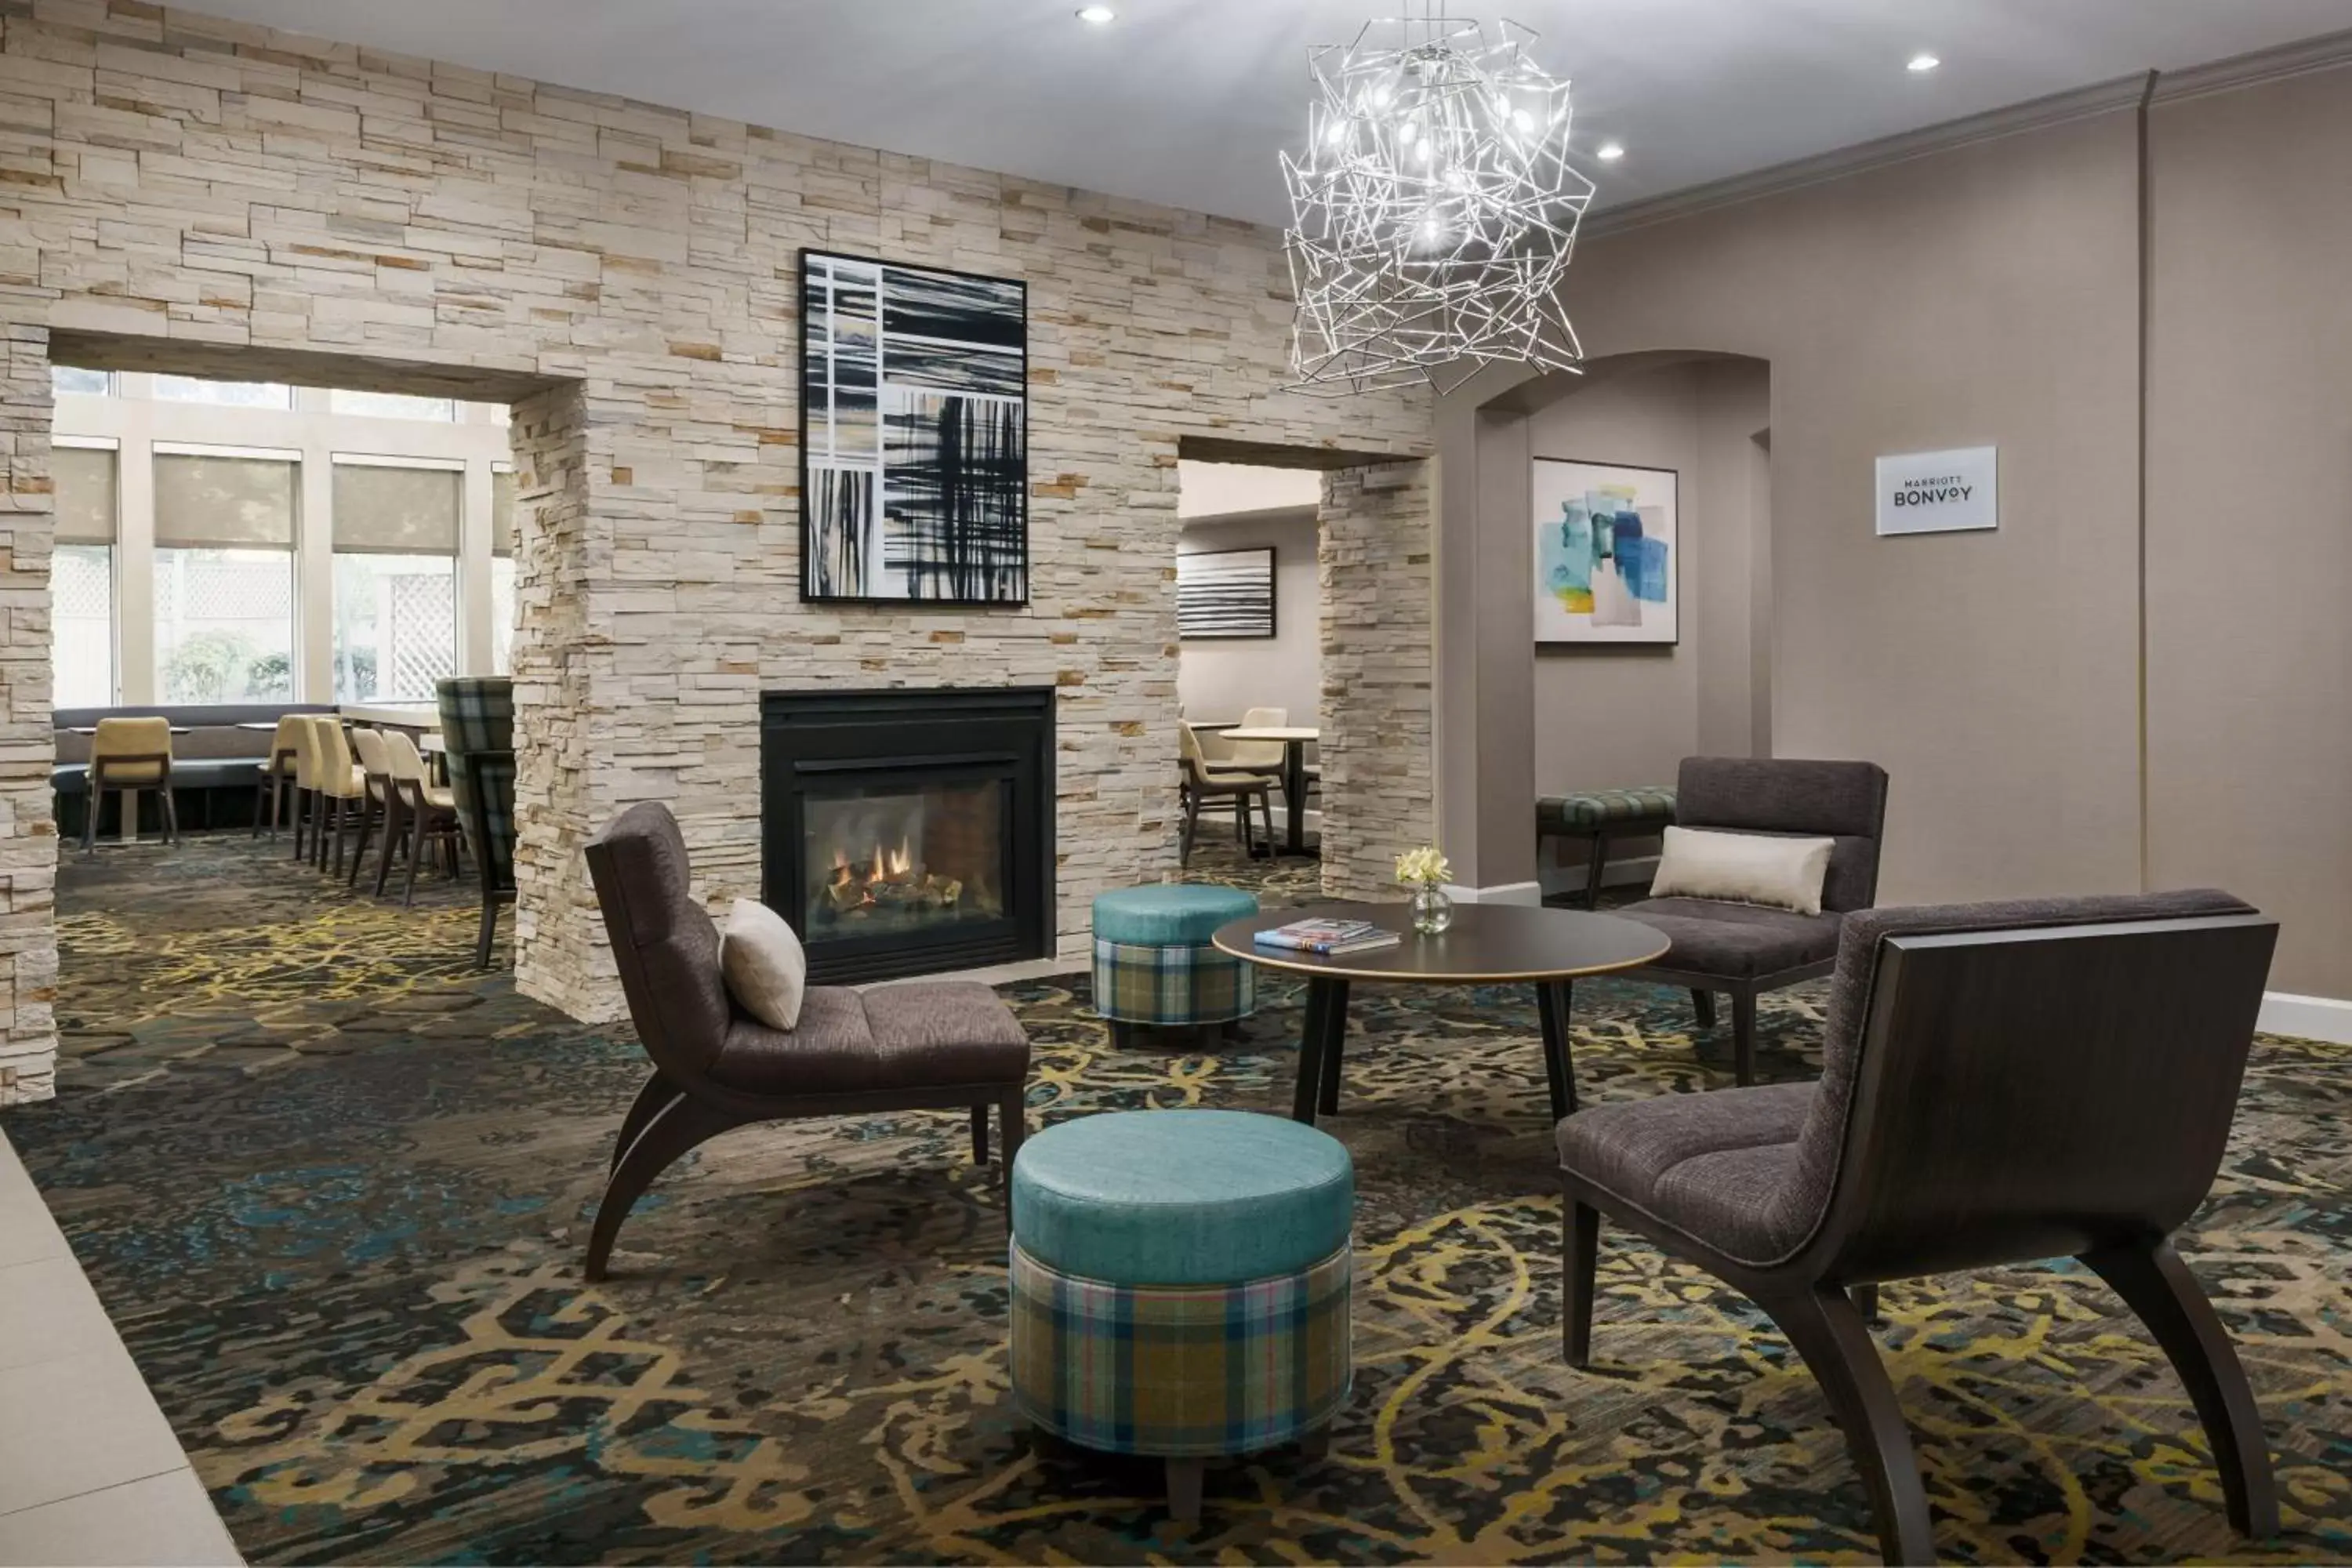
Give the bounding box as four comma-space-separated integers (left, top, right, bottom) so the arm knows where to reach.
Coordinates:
381, 728, 461, 906
345, 728, 400, 890
252, 713, 306, 841
82, 716, 176, 852
285, 715, 320, 862
1225, 706, 1288, 773
1178, 720, 1272, 866
308, 717, 368, 877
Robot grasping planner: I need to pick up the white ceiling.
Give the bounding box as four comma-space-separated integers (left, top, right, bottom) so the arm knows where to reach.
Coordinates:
183, 0, 2352, 223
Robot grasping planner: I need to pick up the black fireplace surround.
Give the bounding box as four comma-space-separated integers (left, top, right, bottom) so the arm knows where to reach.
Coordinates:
761, 686, 1054, 985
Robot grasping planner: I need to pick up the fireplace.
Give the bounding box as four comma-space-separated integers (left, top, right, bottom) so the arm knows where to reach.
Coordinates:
762, 687, 1054, 984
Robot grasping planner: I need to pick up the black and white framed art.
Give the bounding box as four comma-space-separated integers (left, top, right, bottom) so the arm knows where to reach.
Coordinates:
1177, 546, 1276, 639
800, 249, 1029, 604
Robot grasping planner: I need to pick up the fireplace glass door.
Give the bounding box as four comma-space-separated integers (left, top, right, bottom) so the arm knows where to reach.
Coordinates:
801, 777, 1008, 943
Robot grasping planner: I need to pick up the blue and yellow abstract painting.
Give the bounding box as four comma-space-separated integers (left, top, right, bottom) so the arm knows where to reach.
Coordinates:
1532, 459, 1679, 644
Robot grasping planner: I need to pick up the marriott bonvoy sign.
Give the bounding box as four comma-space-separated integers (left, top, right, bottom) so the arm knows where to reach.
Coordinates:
1875, 445, 1997, 535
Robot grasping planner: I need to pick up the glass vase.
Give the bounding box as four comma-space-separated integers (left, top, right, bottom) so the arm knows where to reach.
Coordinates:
1408, 883, 1454, 935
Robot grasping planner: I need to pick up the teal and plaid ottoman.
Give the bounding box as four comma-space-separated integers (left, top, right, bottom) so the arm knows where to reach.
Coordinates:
1090, 884, 1259, 1036
1009, 1109, 1354, 1522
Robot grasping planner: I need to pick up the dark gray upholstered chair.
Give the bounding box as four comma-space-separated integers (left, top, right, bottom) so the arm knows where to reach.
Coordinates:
1616, 756, 1889, 1084
1559, 889, 2280, 1563
581, 802, 1033, 1281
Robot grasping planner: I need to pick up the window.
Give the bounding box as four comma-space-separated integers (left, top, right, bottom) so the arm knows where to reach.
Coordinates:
152, 374, 292, 410
53, 443, 117, 707
490, 468, 516, 676
332, 461, 458, 703
330, 389, 456, 423
51, 366, 111, 397
152, 450, 298, 702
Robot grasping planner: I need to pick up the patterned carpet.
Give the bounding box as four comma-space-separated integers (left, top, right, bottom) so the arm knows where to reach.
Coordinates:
7, 835, 2350, 1564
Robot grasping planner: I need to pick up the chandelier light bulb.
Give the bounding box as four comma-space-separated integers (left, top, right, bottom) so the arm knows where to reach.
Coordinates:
1399, 120, 1417, 143
1326, 118, 1348, 147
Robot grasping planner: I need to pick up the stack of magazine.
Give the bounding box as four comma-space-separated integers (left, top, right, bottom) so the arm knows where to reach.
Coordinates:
1253, 916, 1402, 956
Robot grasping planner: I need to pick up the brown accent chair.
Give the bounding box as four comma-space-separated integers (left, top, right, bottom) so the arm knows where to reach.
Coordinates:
581, 801, 1033, 1282
1558, 889, 2281, 1563
1178, 721, 1272, 867
1614, 756, 1889, 1084
82, 716, 177, 852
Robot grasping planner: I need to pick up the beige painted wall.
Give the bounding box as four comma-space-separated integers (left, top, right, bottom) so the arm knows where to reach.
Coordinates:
1177, 507, 1319, 725
2146, 68, 2352, 996
1524, 359, 1771, 797
1440, 111, 2148, 909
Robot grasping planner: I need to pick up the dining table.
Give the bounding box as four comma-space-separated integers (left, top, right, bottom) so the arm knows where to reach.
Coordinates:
1219, 724, 1319, 856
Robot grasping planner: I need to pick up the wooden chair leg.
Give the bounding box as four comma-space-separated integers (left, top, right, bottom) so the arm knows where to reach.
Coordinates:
2081, 1241, 2278, 1539
475, 886, 500, 969
1732, 990, 1758, 1086
609, 1072, 679, 1173
1692, 989, 1717, 1029
1564, 1197, 1599, 1368
1852, 1282, 1881, 1323
1164, 1456, 1204, 1524
347, 800, 376, 887
1584, 833, 1608, 909
1258, 787, 1275, 856
159, 787, 180, 846
584, 1093, 739, 1282
1179, 792, 1198, 868
997, 1087, 1025, 1197
374, 793, 404, 897
404, 808, 426, 907
291, 789, 308, 860
81, 787, 100, 854
252, 778, 270, 840
1756, 1286, 1935, 1566
971, 1102, 990, 1165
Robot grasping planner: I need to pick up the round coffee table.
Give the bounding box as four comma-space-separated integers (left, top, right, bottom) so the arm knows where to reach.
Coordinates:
1213, 902, 1670, 1126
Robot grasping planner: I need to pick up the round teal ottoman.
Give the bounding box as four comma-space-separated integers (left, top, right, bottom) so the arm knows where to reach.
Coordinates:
1091, 883, 1260, 1044
1008, 1109, 1354, 1522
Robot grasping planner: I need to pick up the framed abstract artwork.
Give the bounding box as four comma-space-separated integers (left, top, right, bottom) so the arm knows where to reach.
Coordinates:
1177, 546, 1276, 639
800, 249, 1029, 604
1532, 458, 1679, 645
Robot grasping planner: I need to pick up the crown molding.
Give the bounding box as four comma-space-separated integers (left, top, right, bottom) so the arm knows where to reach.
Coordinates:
2149, 26, 2352, 103
1584, 73, 2148, 239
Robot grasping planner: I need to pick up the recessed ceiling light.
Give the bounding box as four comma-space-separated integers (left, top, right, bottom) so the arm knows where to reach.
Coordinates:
1076, 5, 1114, 23
1595, 140, 1625, 162
1907, 53, 1941, 73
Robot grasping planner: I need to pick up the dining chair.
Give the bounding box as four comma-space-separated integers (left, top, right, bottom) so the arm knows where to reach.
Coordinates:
1178, 720, 1272, 867
1228, 705, 1289, 774
381, 728, 463, 906
82, 717, 176, 853
1558, 888, 2281, 1563
251, 713, 305, 841
286, 714, 320, 862
344, 728, 399, 890
309, 717, 368, 878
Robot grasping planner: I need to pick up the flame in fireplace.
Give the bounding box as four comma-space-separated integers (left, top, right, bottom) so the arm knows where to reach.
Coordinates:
818, 829, 961, 920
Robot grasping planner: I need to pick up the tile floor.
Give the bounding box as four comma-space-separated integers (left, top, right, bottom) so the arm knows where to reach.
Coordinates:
0, 1130, 241, 1567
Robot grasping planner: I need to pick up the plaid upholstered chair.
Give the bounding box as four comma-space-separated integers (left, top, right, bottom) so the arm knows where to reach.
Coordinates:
436, 677, 517, 968
1559, 890, 2281, 1563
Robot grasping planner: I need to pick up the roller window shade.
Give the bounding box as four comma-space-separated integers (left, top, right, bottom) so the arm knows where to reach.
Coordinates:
333, 463, 459, 555
492, 470, 516, 559
153, 452, 296, 548
53, 446, 118, 545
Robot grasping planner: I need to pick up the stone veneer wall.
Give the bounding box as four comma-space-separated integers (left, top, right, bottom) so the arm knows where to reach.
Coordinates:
1318, 461, 1438, 902
0, 3, 1432, 1069
0, 321, 58, 1104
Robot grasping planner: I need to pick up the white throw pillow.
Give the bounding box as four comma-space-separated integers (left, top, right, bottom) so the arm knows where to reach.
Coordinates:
719, 897, 807, 1030
1650, 826, 1835, 916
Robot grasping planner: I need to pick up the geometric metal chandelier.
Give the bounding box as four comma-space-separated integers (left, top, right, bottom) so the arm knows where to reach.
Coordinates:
1282, 5, 1595, 396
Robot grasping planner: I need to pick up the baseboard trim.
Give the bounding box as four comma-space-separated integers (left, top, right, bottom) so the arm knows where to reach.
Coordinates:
1441, 880, 1544, 907
2259, 990, 2352, 1045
